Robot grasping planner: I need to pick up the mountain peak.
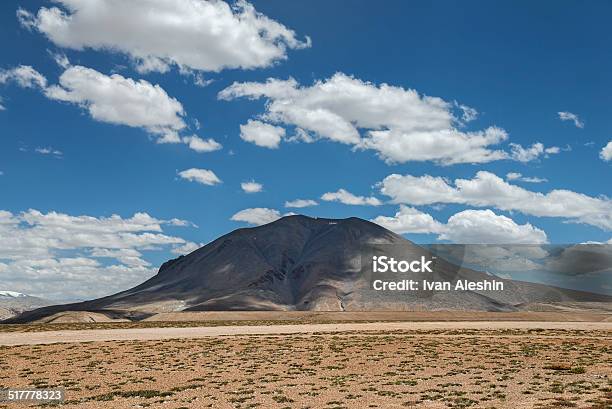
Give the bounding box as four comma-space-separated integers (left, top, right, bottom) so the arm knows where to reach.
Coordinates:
262, 214, 389, 233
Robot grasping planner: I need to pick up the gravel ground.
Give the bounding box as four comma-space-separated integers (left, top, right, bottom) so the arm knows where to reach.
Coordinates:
0, 321, 611, 346
0, 325, 610, 408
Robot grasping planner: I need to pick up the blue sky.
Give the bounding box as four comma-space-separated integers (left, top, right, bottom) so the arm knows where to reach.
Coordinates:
0, 1, 610, 300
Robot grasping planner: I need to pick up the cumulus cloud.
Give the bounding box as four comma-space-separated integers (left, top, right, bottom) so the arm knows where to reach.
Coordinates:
241, 180, 263, 193
285, 199, 318, 208
182, 135, 222, 153
44, 65, 186, 141
219, 74, 451, 146
439, 209, 548, 244
372, 207, 548, 244
321, 189, 382, 206
18, 0, 310, 74
230, 207, 281, 225
600, 141, 612, 162
0, 66, 46, 108
558, 111, 584, 128
239, 119, 285, 148
1, 64, 219, 152
178, 168, 222, 186
379, 171, 612, 230
371, 205, 445, 234
0, 65, 47, 89
363, 127, 509, 165
0, 209, 194, 300
509, 142, 559, 162
219, 73, 551, 165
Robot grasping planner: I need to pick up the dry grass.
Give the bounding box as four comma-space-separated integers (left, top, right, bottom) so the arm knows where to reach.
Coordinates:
0, 328, 610, 408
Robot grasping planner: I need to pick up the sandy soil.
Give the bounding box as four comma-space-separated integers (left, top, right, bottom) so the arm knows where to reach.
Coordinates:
145, 310, 612, 322
0, 327, 610, 408
0, 321, 611, 346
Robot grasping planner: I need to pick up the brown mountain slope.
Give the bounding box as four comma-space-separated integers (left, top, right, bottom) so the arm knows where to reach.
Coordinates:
7, 215, 611, 323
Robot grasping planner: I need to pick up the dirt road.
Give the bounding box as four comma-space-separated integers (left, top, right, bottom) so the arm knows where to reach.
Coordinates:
1, 320, 610, 345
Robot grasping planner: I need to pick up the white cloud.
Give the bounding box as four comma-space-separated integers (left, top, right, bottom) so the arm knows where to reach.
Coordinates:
372, 207, 548, 244
168, 218, 196, 227
521, 176, 548, 183
19, 0, 310, 74
379, 171, 612, 230
178, 168, 222, 186
241, 180, 263, 193
321, 189, 382, 206
35, 146, 63, 156
219, 73, 549, 165
509, 142, 559, 162
171, 241, 202, 255
193, 74, 214, 88
558, 111, 584, 128
363, 127, 509, 165
219, 74, 451, 146
44, 65, 186, 142
455, 102, 478, 123
182, 135, 222, 153
285, 199, 318, 208
439, 209, 548, 244
545, 146, 561, 154
49, 51, 70, 69
1, 64, 220, 151
0, 65, 47, 89
239, 119, 285, 148
505, 172, 547, 183
0, 209, 194, 300
371, 205, 445, 234
380, 174, 457, 206
230, 207, 281, 225
600, 141, 612, 162
88, 248, 151, 268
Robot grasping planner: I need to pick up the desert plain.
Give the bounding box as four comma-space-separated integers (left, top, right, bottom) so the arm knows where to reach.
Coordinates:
0, 311, 610, 409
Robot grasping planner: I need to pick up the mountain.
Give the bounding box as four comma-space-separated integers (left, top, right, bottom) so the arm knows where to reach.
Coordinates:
6, 215, 611, 323
0, 291, 53, 320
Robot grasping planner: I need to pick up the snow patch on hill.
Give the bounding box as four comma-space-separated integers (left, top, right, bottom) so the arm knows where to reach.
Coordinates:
0, 291, 27, 298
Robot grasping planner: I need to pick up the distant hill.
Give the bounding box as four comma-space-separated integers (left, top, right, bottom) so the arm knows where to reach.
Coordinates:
0, 291, 53, 320
7, 215, 611, 323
